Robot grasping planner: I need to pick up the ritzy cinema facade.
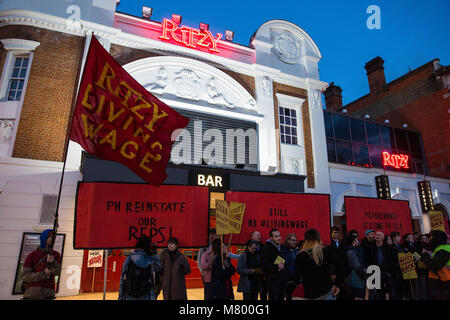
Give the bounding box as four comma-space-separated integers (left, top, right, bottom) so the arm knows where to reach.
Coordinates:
0, 1, 449, 299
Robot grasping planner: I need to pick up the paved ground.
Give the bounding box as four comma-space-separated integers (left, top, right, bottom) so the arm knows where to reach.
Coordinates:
56, 287, 243, 300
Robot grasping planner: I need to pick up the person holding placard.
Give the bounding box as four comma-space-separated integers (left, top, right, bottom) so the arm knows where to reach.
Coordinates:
207, 238, 235, 300
237, 239, 263, 300
421, 230, 450, 300
261, 229, 288, 300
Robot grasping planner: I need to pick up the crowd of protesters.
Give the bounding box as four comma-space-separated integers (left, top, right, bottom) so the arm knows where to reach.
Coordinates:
21, 226, 449, 300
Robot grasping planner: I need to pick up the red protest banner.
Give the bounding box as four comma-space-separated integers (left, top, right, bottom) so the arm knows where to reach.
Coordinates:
70, 36, 189, 186
224, 192, 331, 245
345, 197, 413, 238
74, 182, 209, 249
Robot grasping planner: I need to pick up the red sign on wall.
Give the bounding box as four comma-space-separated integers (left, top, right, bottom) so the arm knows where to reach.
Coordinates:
224, 192, 331, 245
74, 182, 210, 249
345, 197, 413, 238
159, 18, 222, 53
382, 151, 409, 169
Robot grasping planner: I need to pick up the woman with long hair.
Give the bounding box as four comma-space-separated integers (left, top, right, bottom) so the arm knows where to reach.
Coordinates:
294, 229, 344, 300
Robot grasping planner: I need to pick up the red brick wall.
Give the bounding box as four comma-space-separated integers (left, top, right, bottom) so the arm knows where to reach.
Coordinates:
346, 62, 436, 112
0, 25, 85, 162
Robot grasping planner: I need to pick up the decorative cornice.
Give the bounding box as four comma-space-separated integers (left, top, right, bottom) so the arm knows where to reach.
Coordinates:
0, 38, 40, 51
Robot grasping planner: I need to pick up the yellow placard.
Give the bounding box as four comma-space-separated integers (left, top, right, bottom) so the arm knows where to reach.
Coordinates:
398, 252, 418, 280
429, 211, 445, 232
215, 200, 230, 235
228, 202, 246, 234
274, 256, 286, 265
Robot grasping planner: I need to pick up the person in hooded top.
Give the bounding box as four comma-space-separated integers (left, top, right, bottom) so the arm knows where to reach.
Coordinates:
22, 229, 62, 299
119, 235, 161, 300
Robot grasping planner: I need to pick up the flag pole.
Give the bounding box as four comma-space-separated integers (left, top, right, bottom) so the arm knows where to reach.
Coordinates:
49, 34, 94, 249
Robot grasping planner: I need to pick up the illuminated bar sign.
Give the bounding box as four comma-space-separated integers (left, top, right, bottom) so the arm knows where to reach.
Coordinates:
159, 18, 222, 53
382, 151, 409, 169
189, 169, 229, 190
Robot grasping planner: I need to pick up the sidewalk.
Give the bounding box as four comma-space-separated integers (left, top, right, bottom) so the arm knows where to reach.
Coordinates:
57, 287, 243, 300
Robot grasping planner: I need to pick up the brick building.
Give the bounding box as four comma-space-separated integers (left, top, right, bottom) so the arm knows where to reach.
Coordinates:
325, 56, 450, 179
0, 0, 331, 298
1, 1, 449, 300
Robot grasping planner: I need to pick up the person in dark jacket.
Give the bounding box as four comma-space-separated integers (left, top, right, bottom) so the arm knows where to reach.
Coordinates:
349, 229, 367, 268
22, 229, 62, 300
390, 231, 407, 299
341, 234, 366, 299
209, 238, 235, 300
159, 237, 191, 300
421, 230, 450, 300
237, 239, 263, 300
330, 226, 341, 251
250, 230, 268, 300
361, 229, 376, 268
414, 234, 430, 299
261, 228, 288, 300
368, 231, 398, 300
281, 233, 299, 300
294, 229, 343, 300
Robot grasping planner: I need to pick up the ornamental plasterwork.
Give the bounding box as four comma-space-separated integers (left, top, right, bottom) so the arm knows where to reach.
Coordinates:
260, 76, 273, 98
126, 57, 257, 112
311, 89, 322, 109
206, 77, 235, 108
174, 69, 202, 100
143, 67, 169, 94
282, 157, 304, 175
0, 120, 14, 145
272, 32, 301, 65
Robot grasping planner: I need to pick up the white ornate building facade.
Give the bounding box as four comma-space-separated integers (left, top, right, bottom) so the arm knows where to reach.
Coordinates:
0, 0, 448, 299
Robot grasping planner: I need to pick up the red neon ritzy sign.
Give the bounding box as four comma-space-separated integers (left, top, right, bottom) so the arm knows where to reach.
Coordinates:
382, 151, 409, 169
159, 18, 222, 53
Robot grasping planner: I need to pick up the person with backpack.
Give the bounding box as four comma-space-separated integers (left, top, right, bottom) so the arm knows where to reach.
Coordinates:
159, 237, 191, 300
21, 229, 62, 299
119, 235, 161, 300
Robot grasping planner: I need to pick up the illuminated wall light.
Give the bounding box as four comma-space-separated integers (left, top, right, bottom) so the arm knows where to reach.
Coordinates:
342, 108, 348, 113
402, 123, 408, 128
225, 30, 234, 41
172, 14, 182, 24
199, 23, 209, 31
384, 119, 390, 124
365, 114, 370, 119
142, 6, 152, 19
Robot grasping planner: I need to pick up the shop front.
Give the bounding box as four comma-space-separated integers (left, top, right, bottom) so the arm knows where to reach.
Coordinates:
77, 153, 309, 291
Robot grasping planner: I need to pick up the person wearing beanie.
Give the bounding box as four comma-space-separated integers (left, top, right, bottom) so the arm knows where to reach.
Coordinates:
21, 229, 62, 299
159, 237, 191, 300
361, 230, 376, 268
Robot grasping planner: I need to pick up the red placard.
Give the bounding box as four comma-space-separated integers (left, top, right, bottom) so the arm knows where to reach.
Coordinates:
224, 192, 331, 245
74, 182, 210, 249
345, 197, 413, 238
